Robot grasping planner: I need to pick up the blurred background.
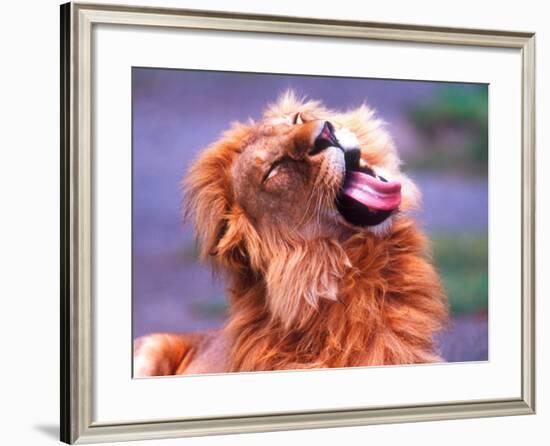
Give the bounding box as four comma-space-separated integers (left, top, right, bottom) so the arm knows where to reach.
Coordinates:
132, 68, 488, 362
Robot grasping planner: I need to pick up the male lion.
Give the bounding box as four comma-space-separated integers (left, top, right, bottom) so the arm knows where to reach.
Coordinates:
134, 91, 448, 376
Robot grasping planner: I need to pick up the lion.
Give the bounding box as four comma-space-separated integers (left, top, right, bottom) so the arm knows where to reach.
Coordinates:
134, 91, 448, 377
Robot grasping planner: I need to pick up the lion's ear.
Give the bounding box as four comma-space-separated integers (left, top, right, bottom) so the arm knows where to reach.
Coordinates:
215, 206, 262, 271
183, 146, 234, 261
209, 220, 229, 256
182, 123, 250, 262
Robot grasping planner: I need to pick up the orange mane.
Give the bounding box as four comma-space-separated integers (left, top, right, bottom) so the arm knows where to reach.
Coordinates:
223, 218, 447, 371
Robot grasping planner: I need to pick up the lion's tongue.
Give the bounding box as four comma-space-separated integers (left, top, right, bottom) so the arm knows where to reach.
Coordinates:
342, 171, 402, 211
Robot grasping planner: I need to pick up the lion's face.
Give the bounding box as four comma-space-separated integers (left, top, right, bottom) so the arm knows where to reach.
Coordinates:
184, 91, 421, 326
229, 97, 417, 238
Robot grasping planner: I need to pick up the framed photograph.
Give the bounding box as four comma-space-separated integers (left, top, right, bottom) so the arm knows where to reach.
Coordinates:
60, 2, 536, 444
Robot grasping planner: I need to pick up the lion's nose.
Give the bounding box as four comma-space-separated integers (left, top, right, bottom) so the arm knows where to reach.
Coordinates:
309, 121, 341, 156
290, 120, 341, 159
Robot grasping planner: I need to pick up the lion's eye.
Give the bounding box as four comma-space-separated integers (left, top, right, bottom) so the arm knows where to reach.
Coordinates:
265, 165, 280, 182
292, 112, 304, 125
263, 157, 287, 183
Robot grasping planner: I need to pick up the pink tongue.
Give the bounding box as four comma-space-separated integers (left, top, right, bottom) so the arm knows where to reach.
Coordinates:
342, 171, 402, 211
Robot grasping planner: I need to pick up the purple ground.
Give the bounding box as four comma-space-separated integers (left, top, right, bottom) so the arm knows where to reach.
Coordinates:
436, 314, 488, 362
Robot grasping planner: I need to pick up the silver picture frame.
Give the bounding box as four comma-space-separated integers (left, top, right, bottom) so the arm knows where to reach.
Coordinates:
60, 2, 536, 443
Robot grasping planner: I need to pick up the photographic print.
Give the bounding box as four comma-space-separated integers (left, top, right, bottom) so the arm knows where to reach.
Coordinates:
132, 68, 488, 377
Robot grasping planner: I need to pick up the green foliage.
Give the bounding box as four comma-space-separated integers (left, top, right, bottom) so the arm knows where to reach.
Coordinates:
191, 296, 228, 319
407, 85, 488, 173
430, 233, 488, 315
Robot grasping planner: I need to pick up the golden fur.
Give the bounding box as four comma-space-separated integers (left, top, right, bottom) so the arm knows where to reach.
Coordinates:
134, 91, 448, 376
